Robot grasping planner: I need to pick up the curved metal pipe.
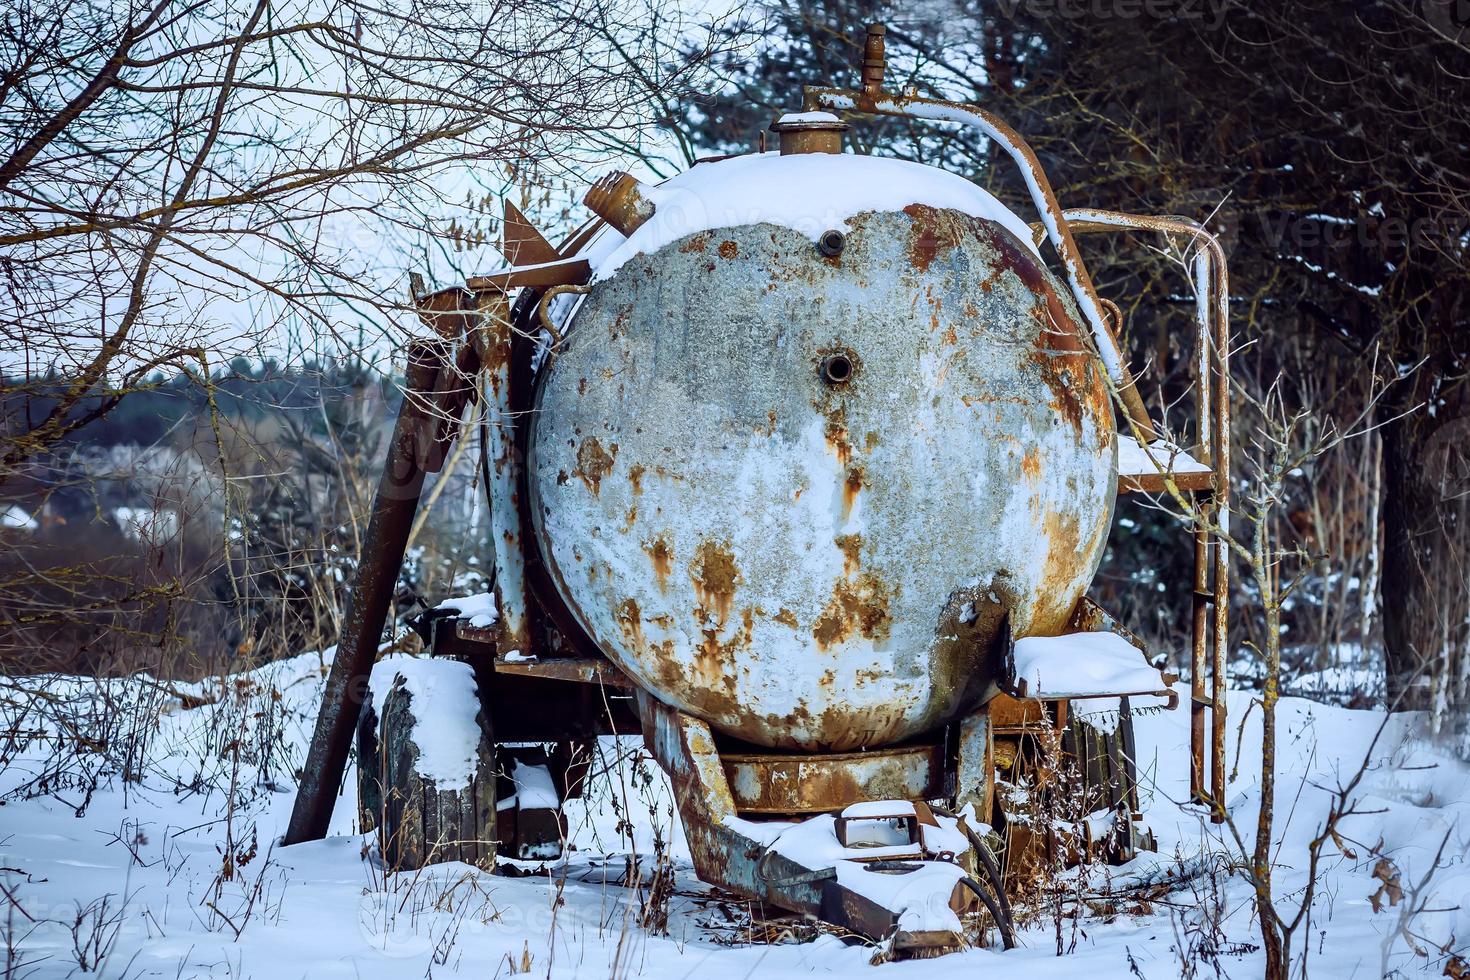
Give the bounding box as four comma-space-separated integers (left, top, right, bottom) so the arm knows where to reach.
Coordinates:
958, 874, 1017, 950
536, 284, 590, 346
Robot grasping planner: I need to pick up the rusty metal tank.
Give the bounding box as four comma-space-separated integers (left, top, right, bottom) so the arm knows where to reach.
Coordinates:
527, 149, 1117, 752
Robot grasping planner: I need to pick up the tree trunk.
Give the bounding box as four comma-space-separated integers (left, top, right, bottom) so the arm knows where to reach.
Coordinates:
1380, 403, 1470, 719
375, 676, 499, 872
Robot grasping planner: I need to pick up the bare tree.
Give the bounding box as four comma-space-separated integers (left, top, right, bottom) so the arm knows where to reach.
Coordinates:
1, 0, 719, 457
0, 0, 727, 678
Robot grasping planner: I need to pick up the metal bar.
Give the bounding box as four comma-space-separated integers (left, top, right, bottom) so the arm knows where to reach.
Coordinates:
1190, 522, 1210, 802
284, 339, 445, 845
491, 656, 632, 688
1210, 246, 1232, 824
953, 708, 994, 822
801, 85, 1156, 442
478, 289, 532, 658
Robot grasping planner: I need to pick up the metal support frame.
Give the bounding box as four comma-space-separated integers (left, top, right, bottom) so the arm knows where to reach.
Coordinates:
285, 339, 455, 845
476, 288, 533, 658
636, 690, 977, 951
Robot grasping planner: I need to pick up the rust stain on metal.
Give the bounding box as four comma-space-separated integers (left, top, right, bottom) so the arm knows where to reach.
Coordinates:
691, 608, 755, 702
902, 204, 968, 272
583, 170, 655, 236
718, 240, 739, 260
616, 597, 643, 646
979, 222, 1102, 440
531, 208, 1115, 751
721, 742, 949, 814
842, 465, 865, 518
726, 743, 952, 811
644, 535, 673, 591
823, 408, 853, 466
679, 233, 709, 253
812, 573, 891, 648
834, 533, 862, 575
573, 437, 616, 494
690, 539, 741, 624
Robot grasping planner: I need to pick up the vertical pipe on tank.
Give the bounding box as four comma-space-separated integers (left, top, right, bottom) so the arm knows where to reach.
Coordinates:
1189, 248, 1213, 805
1190, 528, 1210, 803
583, 172, 656, 238
1210, 243, 1232, 823
860, 23, 886, 97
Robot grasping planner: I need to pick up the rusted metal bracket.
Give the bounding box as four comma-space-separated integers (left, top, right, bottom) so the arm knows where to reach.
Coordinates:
637, 691, 981, 953
995, 599, 1182, 711
465, 256, 592, 293
720, 744, 944, 816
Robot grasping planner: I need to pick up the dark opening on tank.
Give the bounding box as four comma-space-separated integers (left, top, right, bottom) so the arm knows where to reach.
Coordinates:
817, 229, 846, 257
821, 350, 855, 386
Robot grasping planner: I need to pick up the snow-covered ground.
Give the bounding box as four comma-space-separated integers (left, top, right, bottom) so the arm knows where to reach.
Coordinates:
2, 652, 1465, 977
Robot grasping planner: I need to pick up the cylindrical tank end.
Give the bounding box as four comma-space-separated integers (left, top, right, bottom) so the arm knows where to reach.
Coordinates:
584, 171, 656, 237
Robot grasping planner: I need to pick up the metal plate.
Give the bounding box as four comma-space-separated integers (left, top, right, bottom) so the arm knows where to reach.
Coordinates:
722, 743, 944, 815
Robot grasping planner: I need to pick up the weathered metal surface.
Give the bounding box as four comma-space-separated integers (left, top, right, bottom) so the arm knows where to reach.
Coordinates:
952, 708, 993, 820
860, 23, 886, 97
637, 691, 972, 948
465, 256, 591, 292
990, 694, 1066, 734
721, 744, 943, 815
635, 690, 829, 915
502, 199, 560, 268
284, 340, 444, 845
529, 206, 1115, 751
800, 85, 1157, 443
477, 290, 532, 659
1118, 466, 1215, 495
491, 654, 633, 688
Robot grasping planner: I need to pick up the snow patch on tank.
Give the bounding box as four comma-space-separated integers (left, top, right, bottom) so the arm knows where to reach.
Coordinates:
590, 152, 1039, 281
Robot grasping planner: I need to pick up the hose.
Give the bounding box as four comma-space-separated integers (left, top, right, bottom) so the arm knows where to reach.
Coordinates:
957, 873, 1016, 950
930, 804, 1016, 946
